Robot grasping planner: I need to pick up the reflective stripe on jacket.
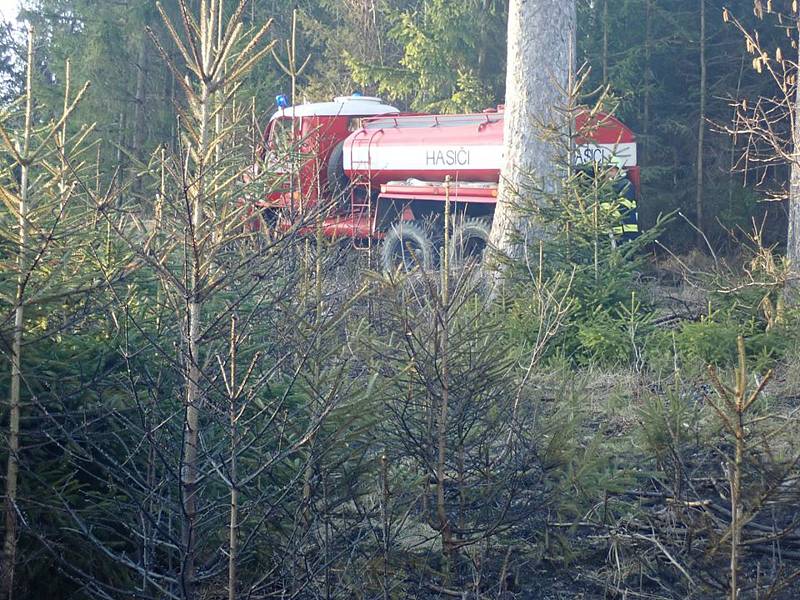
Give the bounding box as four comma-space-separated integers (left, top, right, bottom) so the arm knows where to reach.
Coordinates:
600, 196, 639, 236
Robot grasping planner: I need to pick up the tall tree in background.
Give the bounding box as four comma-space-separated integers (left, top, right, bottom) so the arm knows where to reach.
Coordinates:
790, 7, 800, 270
0, 28, 92, 599
696, 0, 706, 244
11, 0, 787, 251
1, 31, 36, 600
20, 0, 174, 180
724, 2, 800, 267
490, 0, 576, 261
577, 0, 773, 249
145, 2, 275, 594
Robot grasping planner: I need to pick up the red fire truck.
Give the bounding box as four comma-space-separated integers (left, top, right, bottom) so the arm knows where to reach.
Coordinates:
258, 95, 639, 271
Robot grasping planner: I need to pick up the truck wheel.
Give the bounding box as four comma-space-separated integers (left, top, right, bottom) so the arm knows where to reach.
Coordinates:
326, 141, 350, 208
381, 221, 434, 273
449, 217, 491, 267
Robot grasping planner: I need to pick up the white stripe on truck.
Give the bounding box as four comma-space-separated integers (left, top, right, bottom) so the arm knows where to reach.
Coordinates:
345, 142, 637, 171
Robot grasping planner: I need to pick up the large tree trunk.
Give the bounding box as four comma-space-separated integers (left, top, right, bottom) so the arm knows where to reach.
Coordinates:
489, 0, 576, 263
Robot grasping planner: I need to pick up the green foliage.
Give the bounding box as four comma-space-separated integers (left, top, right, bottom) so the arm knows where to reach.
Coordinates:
712, 187, 764, 238
4, 1, 800, 598
507, 158, 667, 367
672, 307, 795, 372
348, 0, 506, 112
11, 0, 785, 250
635, 376, 712, 506
577, 0, 784, 248
576, 294, 653, 367
670, 238, 800, 370
0, 19, 21, 102
505, 146, 795, 372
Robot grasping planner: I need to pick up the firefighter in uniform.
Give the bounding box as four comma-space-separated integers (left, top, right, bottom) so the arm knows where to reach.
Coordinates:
601, 157, 640, 242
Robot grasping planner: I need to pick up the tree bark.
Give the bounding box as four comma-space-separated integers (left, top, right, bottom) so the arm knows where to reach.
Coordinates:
478, 0, 493, 79
131, 29, 149, 197
643, 0, 652, 165
695, 0, 706, 246
227, 316, 238, 600
437, 193, 452, 563
181, 79, 209, 600
489, 0, 576, 263
602, 0, 608, 85
789, 28, 800, 271
132, 29, 149, 163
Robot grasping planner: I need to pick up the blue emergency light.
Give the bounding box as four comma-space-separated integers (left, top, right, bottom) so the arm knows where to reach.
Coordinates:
352, 91, 363, 97
275, 94, 289, 109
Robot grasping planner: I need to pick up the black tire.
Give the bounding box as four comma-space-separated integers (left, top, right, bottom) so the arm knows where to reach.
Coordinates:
380, 221, 434, 273
326, 141, 350, 207
448, 217, 491, 267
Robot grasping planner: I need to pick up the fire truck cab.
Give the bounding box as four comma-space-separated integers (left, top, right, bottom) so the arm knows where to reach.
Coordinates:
262, 95, 398, 211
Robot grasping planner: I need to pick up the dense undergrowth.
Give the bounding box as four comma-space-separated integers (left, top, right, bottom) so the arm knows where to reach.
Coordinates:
1, 5, 800, 600
6, 158, 800, 599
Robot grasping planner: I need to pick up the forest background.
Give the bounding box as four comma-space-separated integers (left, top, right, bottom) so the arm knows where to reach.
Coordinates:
0, 0, 787, 250
1, 1, 800, 600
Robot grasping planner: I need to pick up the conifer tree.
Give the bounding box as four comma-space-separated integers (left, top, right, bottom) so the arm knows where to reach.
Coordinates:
0, 27, 92, 599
